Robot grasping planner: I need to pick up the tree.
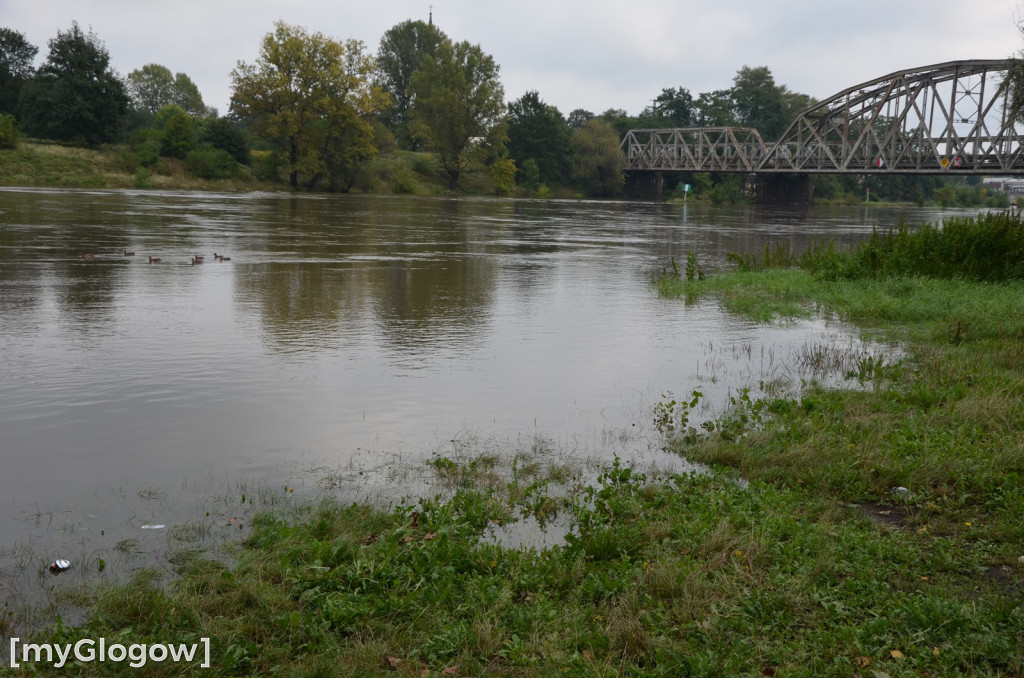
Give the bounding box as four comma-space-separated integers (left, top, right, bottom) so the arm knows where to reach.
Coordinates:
567, 108, 594, 130
127, 64, 211, 118
230, 21, 388, 188
693, 89, 736, 127
171, 72, 209, 117
408, 38, 505, 190
731, 66, 788, 139
1006, 19, 1024, 123
19, 22, 128, 145
375, 19, 446, 147
571, 119, 624, 197
506, 90, 571, 185
0, 28, 37, 116
595, 108, 636, 140
159, 106, 196, 158
200, 117, 250, 164
639, 87, 694, 128
126, 64, 173, 115
0, 112, 18, 148
491, 155, 516, 195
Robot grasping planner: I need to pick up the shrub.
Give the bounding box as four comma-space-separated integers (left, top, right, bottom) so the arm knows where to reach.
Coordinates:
0, 113, 19, 149
200, 117, 250, 164
250, 150, 282, 182
805, 212, 1024, 281
185, 145, 237, 180
160, 111, 196, 159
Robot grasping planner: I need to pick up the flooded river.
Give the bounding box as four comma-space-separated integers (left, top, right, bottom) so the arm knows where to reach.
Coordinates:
0, 188, 977, 559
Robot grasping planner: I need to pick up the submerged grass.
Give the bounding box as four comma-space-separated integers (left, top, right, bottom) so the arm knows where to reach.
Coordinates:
9, 211, 1024, 676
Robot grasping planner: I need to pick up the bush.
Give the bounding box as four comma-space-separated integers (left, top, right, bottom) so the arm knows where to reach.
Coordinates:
200, 117, 250, 164
250, 150, 282, 182
0, 113, 19, 149
803, 212, 1024, 282
160, 111, 196, 159
727, 212, 1024, 283
185, 145, 237, 180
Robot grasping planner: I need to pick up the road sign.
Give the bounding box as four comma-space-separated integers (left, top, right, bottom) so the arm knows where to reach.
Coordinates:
940, 157, 950, 168
874, 157, 884, 168
952, 157, 962, 168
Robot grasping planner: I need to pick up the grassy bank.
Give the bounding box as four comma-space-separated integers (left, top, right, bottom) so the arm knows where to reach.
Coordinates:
7, 214, 1024, 676
0, 142, 500, 195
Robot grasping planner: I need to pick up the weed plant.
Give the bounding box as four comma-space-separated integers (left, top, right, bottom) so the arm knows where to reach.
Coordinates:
732, 211, 1024, 282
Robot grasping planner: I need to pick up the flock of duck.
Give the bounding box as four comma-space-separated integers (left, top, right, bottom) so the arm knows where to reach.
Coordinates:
77, 250, 231, 265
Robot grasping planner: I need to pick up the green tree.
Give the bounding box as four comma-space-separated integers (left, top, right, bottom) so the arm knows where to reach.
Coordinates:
731, 66, 788, 139
171, 72, 209, 117
19, 22, 128, 145
693, 89, 736, 127
126, 64, 173, 115
230, 21, 388, 189
127, 64, 211, 118
506, 90, 571, 185
375, 19, 446, 148
491, 155, 516, 195
570, 119, 624, 197
567, 108, 594, 130
0, 28, 37, 116
519, 157, 541, 192
200, 117, 250, 164
0, 112, 19, 148
159, 106, 196, 158
596, 108, 636, 139
639, 87, 694, 127
781, 89, 815, 130
408, 38, 505, 190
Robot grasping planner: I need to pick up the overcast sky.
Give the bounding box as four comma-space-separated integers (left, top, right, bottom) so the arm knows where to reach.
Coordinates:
3, 0, 1023, 118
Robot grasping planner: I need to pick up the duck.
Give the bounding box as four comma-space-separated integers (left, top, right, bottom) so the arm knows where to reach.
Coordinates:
148, 256, 161, 263
191, 256, 203, 265
123, 249, 135, 256
214, 253, 231, 261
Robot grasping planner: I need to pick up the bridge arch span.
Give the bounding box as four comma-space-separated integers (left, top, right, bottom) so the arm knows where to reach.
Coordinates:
622, 59, 1024, 177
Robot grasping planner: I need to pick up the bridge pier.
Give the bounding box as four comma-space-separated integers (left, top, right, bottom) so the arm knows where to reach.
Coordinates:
625, 171, 663, 200
743, 173, 814, 204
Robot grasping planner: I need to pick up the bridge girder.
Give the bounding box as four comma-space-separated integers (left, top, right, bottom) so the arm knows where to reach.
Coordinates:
622, 59, 1024, 175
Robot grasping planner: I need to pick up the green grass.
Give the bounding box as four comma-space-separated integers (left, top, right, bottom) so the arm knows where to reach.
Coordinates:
15, 460, 1023, 676
10, 211, 1024, 676
0, 142, 502, 195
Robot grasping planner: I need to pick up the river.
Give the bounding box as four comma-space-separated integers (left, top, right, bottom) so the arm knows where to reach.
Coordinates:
0, 188, 978, 580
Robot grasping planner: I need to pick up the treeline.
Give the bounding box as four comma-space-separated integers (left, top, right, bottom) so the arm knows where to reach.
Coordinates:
0, 21, 1008, 203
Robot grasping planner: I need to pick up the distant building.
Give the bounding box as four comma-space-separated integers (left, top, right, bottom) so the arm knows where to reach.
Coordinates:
982, 178, 1024, 194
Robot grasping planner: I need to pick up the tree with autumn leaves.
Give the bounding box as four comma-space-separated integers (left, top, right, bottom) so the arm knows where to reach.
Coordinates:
230, 21, 389, 190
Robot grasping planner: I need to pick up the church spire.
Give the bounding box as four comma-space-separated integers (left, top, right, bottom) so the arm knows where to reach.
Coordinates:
429, 4, 433, 26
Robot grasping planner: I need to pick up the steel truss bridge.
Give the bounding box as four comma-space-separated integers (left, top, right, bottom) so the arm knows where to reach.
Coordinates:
621, 59, 1024, 175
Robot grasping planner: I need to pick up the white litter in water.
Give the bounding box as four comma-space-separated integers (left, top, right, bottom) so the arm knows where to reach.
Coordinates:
140, 524, 166, 529
49, 559, 71, 573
